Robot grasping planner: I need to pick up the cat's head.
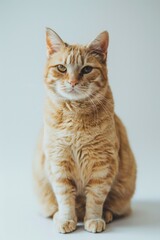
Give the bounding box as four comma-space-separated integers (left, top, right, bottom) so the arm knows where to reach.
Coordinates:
44, 28, 109, 101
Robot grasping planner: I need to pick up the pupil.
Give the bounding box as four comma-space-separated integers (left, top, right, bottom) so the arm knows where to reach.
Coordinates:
85, 67, 90, 72
58, 65, 66, 72
83, 66, 92, 74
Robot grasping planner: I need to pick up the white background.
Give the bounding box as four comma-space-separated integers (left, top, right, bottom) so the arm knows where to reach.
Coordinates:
1, 0, 160, 239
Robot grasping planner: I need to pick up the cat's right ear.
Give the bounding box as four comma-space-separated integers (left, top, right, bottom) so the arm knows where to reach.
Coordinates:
46, 28, 65, 56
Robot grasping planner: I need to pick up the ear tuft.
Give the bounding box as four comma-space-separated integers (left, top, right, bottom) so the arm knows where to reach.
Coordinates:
46, 28, 64, 56
87, 31, 109, 55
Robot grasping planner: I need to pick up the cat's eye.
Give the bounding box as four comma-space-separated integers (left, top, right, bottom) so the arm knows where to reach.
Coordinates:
81, 66, 93, 75
57, 64, 67, 73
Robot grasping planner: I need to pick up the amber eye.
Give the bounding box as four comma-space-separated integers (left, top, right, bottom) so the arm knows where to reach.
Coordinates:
57, 64, 67, 73
81, 66, 93, 75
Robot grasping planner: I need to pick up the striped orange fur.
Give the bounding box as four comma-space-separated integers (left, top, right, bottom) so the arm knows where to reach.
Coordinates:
33, 28, 136, 233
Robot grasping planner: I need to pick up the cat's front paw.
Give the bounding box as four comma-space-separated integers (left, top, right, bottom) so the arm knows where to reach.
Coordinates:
84, 218, 106, 233
53, 212, 77, 233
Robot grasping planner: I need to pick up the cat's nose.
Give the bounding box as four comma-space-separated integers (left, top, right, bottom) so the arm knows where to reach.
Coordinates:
68, 80, 78, 87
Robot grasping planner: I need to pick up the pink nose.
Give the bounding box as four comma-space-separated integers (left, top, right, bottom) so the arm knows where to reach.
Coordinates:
68, 80, 78, 87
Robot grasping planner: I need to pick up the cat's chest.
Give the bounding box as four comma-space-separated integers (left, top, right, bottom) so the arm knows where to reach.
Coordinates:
52, 115, 95, 145
71, 147, 90, 195
53, 126, 95, 191
45, 116, 106, 192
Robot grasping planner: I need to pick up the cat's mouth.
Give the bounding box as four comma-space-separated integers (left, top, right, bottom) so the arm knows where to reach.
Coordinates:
62, 85, 80, 94
67, 88, 77, 94
56, 83, 88, 100
65, 88, 80, 97
67, 88, 75, 92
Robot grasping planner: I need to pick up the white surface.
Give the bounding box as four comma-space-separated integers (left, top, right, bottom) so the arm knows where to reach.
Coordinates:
1, 0, 160, 239
1, 168, 160, 240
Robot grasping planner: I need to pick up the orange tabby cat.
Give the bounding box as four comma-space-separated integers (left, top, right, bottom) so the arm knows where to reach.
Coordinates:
33, 28, 136, 233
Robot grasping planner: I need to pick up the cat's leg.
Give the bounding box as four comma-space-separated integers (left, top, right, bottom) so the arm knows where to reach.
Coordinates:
33, 132, 58, 218
104, 196, 132, 220
34, 175, 58, 217
104, 210, 113, 223
33, 152, 58, 217
84, 159, 118, 233
46, 158, 77, 233
84, 185, 107, 233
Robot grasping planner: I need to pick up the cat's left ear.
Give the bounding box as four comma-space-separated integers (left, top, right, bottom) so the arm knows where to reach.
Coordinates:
87, 31, 109, 58
46, 28, 65, 56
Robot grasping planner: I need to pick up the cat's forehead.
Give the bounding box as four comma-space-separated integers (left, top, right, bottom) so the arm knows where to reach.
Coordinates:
48, 45, 90, 67
64, 45, 86, 65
